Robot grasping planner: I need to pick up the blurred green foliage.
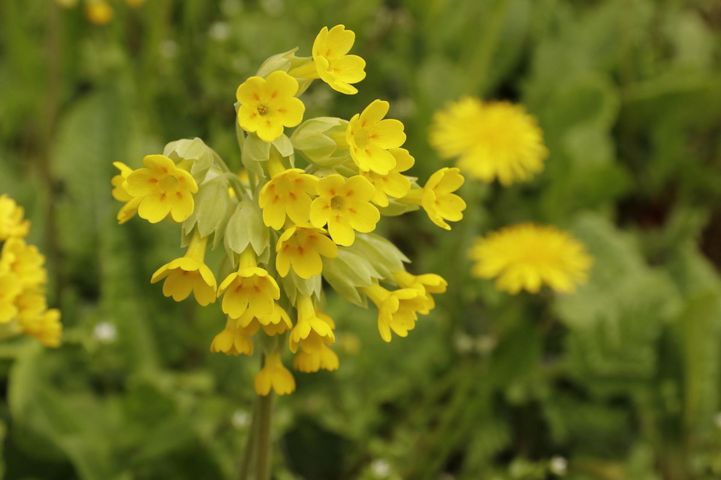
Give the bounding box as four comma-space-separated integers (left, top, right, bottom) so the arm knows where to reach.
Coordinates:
1, 0, 721, 478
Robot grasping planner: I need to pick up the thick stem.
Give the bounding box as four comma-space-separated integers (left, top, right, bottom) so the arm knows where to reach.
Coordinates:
238, 401, 259, 480
255, 390, 274, 480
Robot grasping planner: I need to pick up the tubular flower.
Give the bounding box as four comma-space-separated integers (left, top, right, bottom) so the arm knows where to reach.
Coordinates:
218, 249, 280, 319
126, 154, 198, 224
0, 195, 30, 240
289, 296, 335, 350
258, 154, 319, 229
276, 226, 337, 278
236, 70, 305, 142
291, 309, 338, 373
2, 238, 47, 288
347, 100, 407, 175
235, 305, 294, 336
210, 318, 257, 356
405, 167, 466, 230
361, 148, 414, 207
20, 309, 62, 348
430, 98, 548, 185
254, 351, 296, 396
306, 24, 366, 95
470, 224, 592, 294
151, 233, 217, 306
364, 284, 426, 343
394, 271, 447, 313
310, 174, 380, 246
112, 162, 141, 224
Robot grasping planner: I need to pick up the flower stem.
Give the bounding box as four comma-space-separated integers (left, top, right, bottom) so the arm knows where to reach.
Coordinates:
238, 401, 259, 480
255, 390, 274, 480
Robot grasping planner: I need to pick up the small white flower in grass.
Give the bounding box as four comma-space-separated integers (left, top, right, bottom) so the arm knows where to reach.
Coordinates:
93, 322, 117, 344
370, 459, 391, 478
549, 456, 567, 476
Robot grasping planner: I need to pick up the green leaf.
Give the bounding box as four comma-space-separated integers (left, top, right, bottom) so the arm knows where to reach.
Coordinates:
223, 200, 269, 260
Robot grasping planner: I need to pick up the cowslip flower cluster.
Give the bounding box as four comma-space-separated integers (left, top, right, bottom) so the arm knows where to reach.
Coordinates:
429, 98, 591, 293
55, 0, 145, 26
0, 195, 62, 347
112, 25, 465, 396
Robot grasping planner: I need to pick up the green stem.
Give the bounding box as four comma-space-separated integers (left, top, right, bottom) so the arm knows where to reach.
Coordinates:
239, 401, 259, 480
465, 0, 512, 94
255, 389, 274, 480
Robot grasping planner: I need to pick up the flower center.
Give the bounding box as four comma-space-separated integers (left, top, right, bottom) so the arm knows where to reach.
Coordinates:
257, 104, 269, 116
330, 195, 345, 210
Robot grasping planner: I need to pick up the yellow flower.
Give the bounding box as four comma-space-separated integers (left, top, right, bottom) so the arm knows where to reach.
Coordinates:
293, 343, 339, 373
235, 305, 293, 336
218, 249, 280, 319
309, 25, 366, 95
112, 161, 141, 224
405, 167, 466, 230
210, 318, 257, 356
258, 154, 319, 229
14, 289, 47, 323
394, 271, 447, 313
361, 148, 414, 207
276, 226, 337, 279
346, 99, 407, 175
236, 70, 305, 142
470, 224, 592, 294
2, 238, 47, 288
289, 296, 335, 351
0, 271, 21, 323
254, 351, 296, 396
309, 174, 379, 246
150, 233, 217, 306
126, 154, 198, 224
364, 283, 426, 342
0, 195, 30, 240
21, 309, 62, 348
85, 1, 113, 25
126, 0, 145, 7
430, 98, 548, 185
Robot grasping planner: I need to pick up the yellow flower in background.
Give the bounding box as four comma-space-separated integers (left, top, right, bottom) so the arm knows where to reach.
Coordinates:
0, 195, 30, 241
126, 154, 198, 224
55, 0, 79, 8
310, 174, 379, 246
0, 271, 21, 323
85, 1, 113, 25
276, 226, 337, 279
347, 100, 407, 175
310, 25, 366, 95
394, 271, 447, 313
2, 238, 47, 288
218, 249, 280, 319
364, 284, 426, 343
470, 224, 592, 294
14, 289, 47, 323
210, 318, 257, 356
405, 167, 466, 230
151, 234, 217, 305
112, 162, 141, 224
361, 148, 414, 207
430, 98, 547, 185
289, 296, 335, 351
126, 0, 145, 8
254, 351, 296, 396
20, 309, 62, 348
236, 71, 305, 142
258, 155, 319, 229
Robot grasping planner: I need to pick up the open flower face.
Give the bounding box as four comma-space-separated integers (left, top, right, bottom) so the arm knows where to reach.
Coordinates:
126, 154, 198, 224
276, 226, 337, 278
421, 167, 466, 230
259, 168, 319, 229
309, 174, 379, 246
347, 100, 407, 175
236, 70, 305, 142
312, 24, 366, 95
218, 267, 280, 320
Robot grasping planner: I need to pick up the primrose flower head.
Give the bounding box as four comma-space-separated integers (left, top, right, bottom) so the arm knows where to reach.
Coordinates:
254, 351, 296, 396
361, 148, 414, 207
430, 98, 548, 185
347, 99, 407, 175
126, 154, 198, 224
151, 233, 217, 306
310, 24, 367, 95
0, 195, 30, 241
276, 226, 337, 279
259, 154, 319, 229
236, 70, 305, 142
471, 224, 592, 294
310, 174, 380, 246
218, 249, 280, 319
409, 167, 466, 231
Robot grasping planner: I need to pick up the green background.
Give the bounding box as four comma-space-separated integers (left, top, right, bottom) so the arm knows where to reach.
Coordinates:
1, 0, 721, 478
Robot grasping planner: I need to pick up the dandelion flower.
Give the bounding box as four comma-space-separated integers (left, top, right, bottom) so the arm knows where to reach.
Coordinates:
470, 224, 592, 294
430, 98, 547, 185
85, 1, 113, 25
20, 309, 62, 348
2, 238, 47, 288
0, 195, 30, 240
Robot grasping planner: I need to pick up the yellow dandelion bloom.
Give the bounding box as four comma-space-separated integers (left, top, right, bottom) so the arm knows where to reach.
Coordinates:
470, 224, 592, 294
85, 1, 113, 25
126, 154, 198, 224
0, 270, 21, 323
275, 226, 337, 279
258, 154, 319, 229
361, 148, 414, 207
347, 99, 407, 175
309, 174, 379, 246
150, 233, 217, 305
394, 271, 447, 313
112, 161, 141, 224
310, 24, 366, 95
218, 249, 280, 319
210, 317, 257, 356
14, 289, 47, 323
2, 238, 47, 288
20, 308, 62, 348
254, 351, 295, 396
236, 71, 305, 142
363, 284, 426, 342
430, 98, 548, 185
0, 194, 30, 240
